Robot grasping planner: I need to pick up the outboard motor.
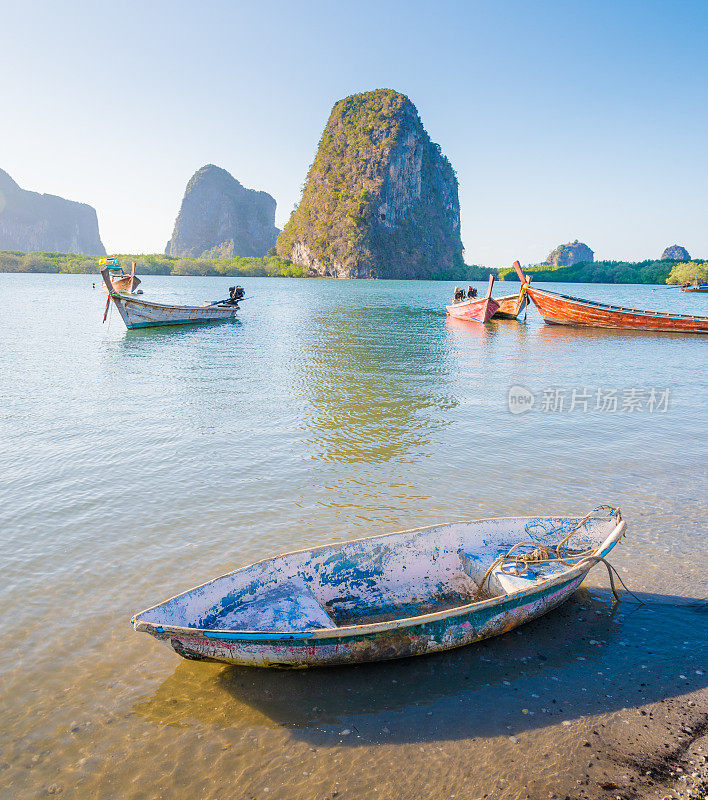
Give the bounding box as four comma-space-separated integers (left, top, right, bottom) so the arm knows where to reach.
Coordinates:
228, 286, 245, 304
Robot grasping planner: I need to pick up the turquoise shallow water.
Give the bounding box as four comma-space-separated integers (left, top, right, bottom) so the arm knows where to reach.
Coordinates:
0, 273, 706, 799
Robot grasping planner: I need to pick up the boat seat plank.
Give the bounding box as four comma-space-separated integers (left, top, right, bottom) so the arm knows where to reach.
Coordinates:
201, 579, 336, 632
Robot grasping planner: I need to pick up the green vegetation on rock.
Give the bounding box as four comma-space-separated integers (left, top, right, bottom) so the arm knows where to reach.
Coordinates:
277, 89, 464, 279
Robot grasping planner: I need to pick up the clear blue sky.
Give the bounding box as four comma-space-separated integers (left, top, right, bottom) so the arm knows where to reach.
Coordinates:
1, 0, 706, 265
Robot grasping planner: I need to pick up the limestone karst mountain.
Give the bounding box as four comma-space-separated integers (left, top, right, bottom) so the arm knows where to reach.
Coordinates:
661, 245, 690, 261
276, 89, 463, 279
544, 240, 594, 267
165, 165, 280, 258
0, 168, 105, 255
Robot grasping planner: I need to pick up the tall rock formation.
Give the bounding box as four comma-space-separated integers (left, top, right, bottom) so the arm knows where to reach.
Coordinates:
545, 240, 594, 267
662, 244, 690, 260
0, 168, 105, 255
165, 165, 279, 258
276, 89, 463, 279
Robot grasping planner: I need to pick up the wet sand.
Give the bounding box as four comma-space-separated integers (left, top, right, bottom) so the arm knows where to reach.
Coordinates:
3, 588, 706, 800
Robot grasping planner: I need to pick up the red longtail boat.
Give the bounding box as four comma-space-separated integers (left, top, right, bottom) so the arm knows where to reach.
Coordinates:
513, 262, 708, 334
447, 274, 499, 323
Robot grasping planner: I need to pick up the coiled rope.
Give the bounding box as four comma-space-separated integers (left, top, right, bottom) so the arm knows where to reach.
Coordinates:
474, 505, 640, 604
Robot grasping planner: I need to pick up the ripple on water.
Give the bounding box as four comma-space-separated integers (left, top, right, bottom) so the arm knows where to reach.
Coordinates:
0, 273, 706, 799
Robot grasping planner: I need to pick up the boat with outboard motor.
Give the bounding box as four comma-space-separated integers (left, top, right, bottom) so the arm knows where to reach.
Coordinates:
447, 274, 499, 323
100, 268, 245, 329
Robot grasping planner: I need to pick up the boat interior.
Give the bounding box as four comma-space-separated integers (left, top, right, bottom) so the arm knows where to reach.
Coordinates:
136, 516, 618, 633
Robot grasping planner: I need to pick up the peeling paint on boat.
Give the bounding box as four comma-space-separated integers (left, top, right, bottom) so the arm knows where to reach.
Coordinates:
132, 513, 626, 667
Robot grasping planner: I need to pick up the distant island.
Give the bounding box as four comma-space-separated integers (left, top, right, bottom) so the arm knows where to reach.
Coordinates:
544, 240, 594, 267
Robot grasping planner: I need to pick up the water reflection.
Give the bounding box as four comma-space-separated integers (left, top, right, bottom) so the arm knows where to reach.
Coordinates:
294, 304, 457, 463
133, 589, 707, 744
533, 323, 702, 347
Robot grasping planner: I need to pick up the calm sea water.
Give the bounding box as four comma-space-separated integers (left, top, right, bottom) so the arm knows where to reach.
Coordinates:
0, 273, 706, 799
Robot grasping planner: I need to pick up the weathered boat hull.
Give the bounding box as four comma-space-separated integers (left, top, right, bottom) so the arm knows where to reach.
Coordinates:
527, 286, 708, 333
682, 285, 708, 293
100, 269, 237, 329
492, 292, 528, 320
446, 296, 499, 323
102, 274, 141, 293
110, 294, 237, 329
139, 571, 587, 667
446, 273, 500, 323
133, 513, 626, 668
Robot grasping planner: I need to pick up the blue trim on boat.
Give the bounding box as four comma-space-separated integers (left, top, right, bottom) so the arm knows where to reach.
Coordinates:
202, 630, 313, 641
126, 318, 233, 329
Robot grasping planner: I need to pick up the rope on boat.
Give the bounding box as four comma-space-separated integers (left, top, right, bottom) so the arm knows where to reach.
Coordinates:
473, 505, 639, 605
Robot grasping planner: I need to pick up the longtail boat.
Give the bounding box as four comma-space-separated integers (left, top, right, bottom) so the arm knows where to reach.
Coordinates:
100, 268, 243, 329
446, 274, 499, 323
132, 507, 626, 668
492, 261, 531, 319
512, 263, 708, 333
102, 261, 141, 294
682, 278, 708, 293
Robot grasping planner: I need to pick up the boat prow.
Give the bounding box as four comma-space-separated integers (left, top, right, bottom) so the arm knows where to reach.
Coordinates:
492, 261, 531, 319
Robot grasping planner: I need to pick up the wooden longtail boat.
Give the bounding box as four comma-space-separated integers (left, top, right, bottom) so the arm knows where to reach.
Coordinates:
446, 274, 499, 323
682, 278, 708, 293
100, 268, 242, 329
492, 292, 529, 320
512, 263, 708, 333
492, 261, 531, 320
526, 285, 708, 333
132, 507, 626, 668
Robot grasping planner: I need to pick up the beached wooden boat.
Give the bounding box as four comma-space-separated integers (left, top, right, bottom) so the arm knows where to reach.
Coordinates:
132, 507, 626, 668
447, 274, 499, 323
100, 268, 242, 329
